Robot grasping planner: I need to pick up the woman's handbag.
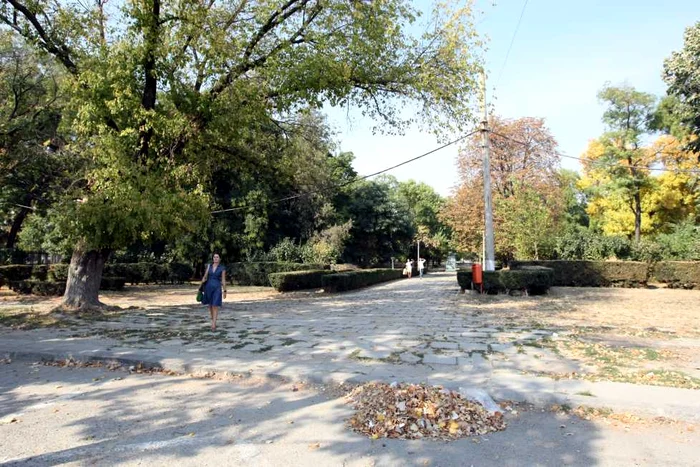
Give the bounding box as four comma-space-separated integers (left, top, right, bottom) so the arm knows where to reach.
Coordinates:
196, 283, 205, 302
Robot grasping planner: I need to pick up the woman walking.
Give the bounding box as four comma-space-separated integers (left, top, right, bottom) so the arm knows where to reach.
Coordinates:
200, 253, 227, 331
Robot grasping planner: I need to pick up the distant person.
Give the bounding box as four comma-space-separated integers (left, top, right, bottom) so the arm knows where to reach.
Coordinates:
200, 253, 227, 331
405, 259, 413, 278
418, 257, 426, 278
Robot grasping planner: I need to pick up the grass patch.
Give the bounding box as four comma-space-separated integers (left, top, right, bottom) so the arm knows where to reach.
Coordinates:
575, 391, 595, 397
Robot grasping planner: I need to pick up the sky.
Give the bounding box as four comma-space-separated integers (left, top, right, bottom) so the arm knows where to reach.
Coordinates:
323, 0, 700, 196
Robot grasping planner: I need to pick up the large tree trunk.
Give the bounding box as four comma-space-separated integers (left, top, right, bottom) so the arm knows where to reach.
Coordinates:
61, 244, 111, 311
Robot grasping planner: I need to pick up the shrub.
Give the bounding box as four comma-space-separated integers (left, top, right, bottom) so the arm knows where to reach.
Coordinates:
0, 265, 34, 281
100, 277, 126, 291
268, 270, 335, 292
321, 268, 402, 292
228, 262, 326, 286
8, 280, 66, 296
651, 262, 700, 289
48, 264, 69, 281
555, 230, 632, 260
457, 268, 553, 295
167, 262, 194, 283
510, 260, 648, 287
31, 265, 49, 280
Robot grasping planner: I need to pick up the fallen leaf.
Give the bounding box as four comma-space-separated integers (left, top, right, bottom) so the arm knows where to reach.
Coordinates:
308, 442, 321, 451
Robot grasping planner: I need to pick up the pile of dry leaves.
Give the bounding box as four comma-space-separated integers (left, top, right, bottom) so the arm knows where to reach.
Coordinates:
346, 382, 506, 440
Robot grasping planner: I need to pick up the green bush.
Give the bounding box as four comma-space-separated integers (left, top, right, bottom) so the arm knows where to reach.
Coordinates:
229, 262, 326, 286
48, 264, 69, 281
9, 280, 66, 296
100, 277, 126, 291
0, 265, 34, 281
510, 260, 648, 287
103, 262, 190, 285
268, 270, 335, 292
31, 265, 49, 280
167, 262, 194, 283
555, 230, 632, 260
651, 262, 700, 289
321, 268, 402, 292
457, 268, 553, 295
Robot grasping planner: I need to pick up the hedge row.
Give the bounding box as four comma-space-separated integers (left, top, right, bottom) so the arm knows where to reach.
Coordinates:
8, 276, 126, 296
510, 260, 648, 287
457, 267, 554, 295
229, 262, 327, 286
321, 268, 403, 293
508, 260, 700, 289
650, 262, 700, 290
0, 262, 194, 287
268, 270, 336, 292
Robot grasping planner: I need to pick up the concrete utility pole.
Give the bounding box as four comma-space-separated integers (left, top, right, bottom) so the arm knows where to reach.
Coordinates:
480, 72, 496, 271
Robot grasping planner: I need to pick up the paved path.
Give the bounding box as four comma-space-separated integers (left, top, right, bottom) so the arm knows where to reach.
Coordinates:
1, 273, 699, 422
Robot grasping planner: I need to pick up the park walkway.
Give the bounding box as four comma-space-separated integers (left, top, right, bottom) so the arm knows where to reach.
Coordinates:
1, 273, 699, 422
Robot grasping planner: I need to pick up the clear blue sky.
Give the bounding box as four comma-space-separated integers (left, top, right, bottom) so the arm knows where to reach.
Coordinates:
324, 0, 700, 196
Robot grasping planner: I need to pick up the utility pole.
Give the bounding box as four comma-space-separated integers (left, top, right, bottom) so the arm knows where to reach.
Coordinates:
480, 71, 496, 271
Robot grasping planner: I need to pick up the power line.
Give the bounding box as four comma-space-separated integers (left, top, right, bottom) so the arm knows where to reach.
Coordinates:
489, 130, 700, 175
211, 129, 480, 215
495, 0, 529, 88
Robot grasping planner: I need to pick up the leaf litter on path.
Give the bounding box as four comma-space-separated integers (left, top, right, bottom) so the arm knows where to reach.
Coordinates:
345, 382, 506, 440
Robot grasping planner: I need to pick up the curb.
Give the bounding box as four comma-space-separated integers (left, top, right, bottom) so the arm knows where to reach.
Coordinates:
4, 349, 699, 423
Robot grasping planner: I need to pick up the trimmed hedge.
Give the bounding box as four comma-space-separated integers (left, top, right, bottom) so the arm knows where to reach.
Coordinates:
103, 262, 193, 285
0, 265, 34, 282
457, 267, 554, 295
321, 268, 403, 292
100, 276, 127, 291
268, 270, 335, 292
229, 262, 326, 286
509, 260, 648, 287
651, 261, 700, 289
9, 276, 126, 295
9, 280, 66, 296
2, 262, 193, 288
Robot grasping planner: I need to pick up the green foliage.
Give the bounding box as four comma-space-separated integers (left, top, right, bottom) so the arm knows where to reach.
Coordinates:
497, 184, 562, 260
510, 261, 648, 287
0, 265, 33, 281
663, 21, 700, 152
337, 177, 415, 266
0, 0, 483, 265
268, 269, 335, 292
228, 262, 325, 287
267, 238, 304, 263
651, 262, 700, 289
654, 220, 700, 260
9, 280, 66, 296
302, 221, 353, 264
555, 230, 632, 260
321, 268, 403, 293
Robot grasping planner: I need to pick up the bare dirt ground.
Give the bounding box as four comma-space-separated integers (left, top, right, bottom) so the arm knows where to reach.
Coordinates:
0, 284, 278, 314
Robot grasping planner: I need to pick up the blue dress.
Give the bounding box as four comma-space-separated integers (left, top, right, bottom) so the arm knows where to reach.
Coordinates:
202, 264, 225, 306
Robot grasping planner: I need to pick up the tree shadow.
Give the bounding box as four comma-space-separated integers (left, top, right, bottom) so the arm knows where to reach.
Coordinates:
0, 361, 603, 466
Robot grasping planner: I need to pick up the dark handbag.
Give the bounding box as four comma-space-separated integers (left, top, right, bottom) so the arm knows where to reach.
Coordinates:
196, 283, 205, 302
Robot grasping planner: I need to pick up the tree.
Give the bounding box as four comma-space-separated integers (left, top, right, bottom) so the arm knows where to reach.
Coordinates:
0, 0, 483, 310
337, 177, 414, 266
585, 84, 657, 242
441, 115, 564, 260
663, 21, 700, 152
396, 180, 450, 263
0, 33, 76, 250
